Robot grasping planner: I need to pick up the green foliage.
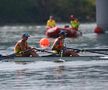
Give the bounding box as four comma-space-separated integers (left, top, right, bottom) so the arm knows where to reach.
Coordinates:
0, 0, 96, 25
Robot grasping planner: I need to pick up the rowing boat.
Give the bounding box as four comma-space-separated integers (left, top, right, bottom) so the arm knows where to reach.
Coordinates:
0, 48, 108, 62
1, 55, 108, 63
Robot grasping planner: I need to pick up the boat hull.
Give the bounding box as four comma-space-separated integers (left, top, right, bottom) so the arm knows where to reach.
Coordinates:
1, 55, 106, 62
0, 49, 107, 62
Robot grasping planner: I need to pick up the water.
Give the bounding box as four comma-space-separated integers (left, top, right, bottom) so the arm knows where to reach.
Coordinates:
0, 23, 108, 90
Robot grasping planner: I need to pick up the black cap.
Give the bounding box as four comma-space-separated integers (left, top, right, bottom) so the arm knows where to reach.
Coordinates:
22, 33, 30, 37
59, 31, 67, 36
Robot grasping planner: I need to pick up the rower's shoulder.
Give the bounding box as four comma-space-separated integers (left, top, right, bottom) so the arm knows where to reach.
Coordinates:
16, 40, 23, 45
17, 40, 22, 43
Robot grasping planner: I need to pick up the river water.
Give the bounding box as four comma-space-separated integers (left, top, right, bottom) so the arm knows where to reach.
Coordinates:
0, 23, 108, 90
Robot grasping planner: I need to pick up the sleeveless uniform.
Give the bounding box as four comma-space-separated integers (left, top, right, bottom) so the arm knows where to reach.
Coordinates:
14, 40, 30, 56
52, 37, 64, 54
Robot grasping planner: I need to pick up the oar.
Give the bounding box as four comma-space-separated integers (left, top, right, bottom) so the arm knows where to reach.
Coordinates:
81, 48, 108, 52
75, 48, 108, 52
36, 47, 108, 56
34, 48, 60, 56
85, 51, 108, 55
67, 48, 108, 55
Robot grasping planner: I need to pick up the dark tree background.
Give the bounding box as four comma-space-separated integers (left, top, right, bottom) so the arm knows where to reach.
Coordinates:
0, 0, 96, 25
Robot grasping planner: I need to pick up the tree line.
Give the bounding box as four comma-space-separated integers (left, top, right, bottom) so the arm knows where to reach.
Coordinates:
0, 0, 96, 25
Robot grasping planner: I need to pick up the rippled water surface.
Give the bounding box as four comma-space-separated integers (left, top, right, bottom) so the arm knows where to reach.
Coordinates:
0, 23, 108, 90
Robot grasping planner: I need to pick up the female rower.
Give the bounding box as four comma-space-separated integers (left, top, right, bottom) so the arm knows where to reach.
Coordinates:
51, 31, 79, 56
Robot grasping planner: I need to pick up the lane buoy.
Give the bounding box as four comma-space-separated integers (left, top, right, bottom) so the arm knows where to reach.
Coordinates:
39, 38, 50, 48
94, 26, 104, 34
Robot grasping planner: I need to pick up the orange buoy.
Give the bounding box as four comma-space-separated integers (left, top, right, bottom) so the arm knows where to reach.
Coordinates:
94, 26, 104, 34
39, 38, 50, 48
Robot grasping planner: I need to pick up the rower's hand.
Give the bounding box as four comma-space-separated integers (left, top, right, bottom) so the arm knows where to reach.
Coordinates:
31, 47, 39, 52
78, 49, 85, 52
75, 49, 80, 53
19, 51, 24, 54
31, 47, 36, 50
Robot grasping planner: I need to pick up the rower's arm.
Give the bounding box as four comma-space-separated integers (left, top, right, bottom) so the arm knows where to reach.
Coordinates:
51, 38, 58, 49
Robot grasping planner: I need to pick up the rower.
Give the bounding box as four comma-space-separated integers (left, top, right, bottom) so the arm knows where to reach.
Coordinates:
51, 31, 79, 56
46, 16, 56, 29
14, 33, 39, 57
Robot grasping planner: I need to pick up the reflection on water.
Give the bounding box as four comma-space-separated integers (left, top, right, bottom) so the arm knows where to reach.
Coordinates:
0, 60, 108, 90
0, 23, 108, 90
0, 25, 45, 49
